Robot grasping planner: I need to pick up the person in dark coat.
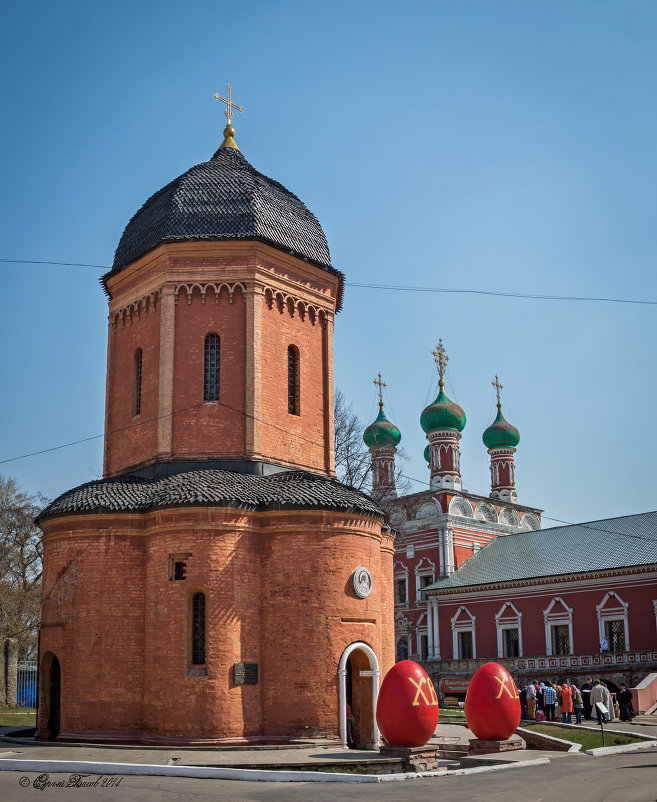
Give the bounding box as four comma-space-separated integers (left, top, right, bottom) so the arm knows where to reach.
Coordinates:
580, 678, 593, 720
617, 683, 635, 721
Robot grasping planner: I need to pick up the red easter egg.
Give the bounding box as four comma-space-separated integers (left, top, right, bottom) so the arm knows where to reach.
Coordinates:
464, 662, 521, 741
376, 660, 439, 747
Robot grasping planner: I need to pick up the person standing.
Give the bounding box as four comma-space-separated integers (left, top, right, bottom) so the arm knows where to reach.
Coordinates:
526, 680, 537, 720
580, 678, 593, 720
519, 684, 528, 720
590, 680, 606, 724
345, 702, 356, 748
571, 684, 584, 724
560, 684, 573, 724
543, 682, 557, 721
537, 682, 545, 713
617, 684, 635, 721
602, 683, 615, 721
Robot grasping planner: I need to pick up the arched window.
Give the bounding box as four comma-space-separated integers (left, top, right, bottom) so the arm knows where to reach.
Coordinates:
287, 345, 300, 415
204, 334, 220, 402
191, 592, 206, 665
132, 348, 142, 417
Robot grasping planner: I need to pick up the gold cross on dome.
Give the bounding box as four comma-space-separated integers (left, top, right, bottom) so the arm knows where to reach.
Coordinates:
432, 340, 449, 385
492, 374, 503, 408
214, 83, 244, 122
373, 373, 387, 408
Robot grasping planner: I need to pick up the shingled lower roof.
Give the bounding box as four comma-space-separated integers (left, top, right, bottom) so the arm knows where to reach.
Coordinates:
36, 467, 385, 524
424, 510, 657, 592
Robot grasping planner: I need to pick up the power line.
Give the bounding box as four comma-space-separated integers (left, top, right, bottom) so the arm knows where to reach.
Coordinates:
348, 281, 657, 306
0, 258, 110, 269
4, 392, 656, 545
1, 257, 656, 306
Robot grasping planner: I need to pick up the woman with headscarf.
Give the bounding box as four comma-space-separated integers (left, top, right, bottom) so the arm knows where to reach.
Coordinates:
571, 684, 584, 724
560, 683, 573, 724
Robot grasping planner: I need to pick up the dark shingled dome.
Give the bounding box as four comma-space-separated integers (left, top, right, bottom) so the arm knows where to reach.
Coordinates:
37, 467, 385, 524
106, 146, 343, 306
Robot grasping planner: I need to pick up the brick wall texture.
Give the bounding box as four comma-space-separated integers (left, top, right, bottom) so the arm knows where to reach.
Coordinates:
39, 509, 394, 740
103, 243, 339, 477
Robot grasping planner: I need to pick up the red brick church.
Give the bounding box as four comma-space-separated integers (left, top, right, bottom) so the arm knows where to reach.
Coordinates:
363, 345, 657, 698
37, 104, 394, 745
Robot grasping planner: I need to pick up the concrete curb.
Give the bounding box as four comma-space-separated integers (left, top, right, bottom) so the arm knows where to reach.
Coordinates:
526, 720, 657, 741
517, 726, 582, 753
585, 740, 657, 757
0, 756, 551, 784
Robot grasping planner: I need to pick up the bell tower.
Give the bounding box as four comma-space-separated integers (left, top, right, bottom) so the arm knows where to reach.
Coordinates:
420, 341, 467, 491
483, 375, 520, 502
363, 374, 401, 499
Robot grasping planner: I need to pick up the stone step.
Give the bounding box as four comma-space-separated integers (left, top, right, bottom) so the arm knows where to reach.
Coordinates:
435, 749, 469, 761
433, 742, 470, 753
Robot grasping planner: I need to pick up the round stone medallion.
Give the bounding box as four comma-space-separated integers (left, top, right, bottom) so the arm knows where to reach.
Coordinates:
353, 566, 373, 599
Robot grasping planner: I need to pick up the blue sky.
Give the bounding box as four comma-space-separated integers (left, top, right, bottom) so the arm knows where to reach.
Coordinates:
1, 0, 655, 525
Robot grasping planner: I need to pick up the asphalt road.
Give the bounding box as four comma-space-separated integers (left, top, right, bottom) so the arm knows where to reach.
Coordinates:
1, 749, 656, 802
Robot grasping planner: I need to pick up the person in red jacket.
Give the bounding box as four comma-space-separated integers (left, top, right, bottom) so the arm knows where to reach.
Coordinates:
560, 684, 574, 724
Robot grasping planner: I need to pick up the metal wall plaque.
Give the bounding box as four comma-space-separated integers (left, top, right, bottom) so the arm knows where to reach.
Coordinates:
234, 662, 258, 685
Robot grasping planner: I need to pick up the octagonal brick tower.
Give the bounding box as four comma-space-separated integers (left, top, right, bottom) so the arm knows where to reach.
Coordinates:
103, 124, 342, 478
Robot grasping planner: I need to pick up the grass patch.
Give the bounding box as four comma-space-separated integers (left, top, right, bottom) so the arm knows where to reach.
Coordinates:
0, 707, 36, 727
522, 722, 641, 751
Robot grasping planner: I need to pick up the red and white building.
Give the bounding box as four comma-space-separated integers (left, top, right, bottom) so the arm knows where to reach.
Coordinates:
363, 348, 657, 699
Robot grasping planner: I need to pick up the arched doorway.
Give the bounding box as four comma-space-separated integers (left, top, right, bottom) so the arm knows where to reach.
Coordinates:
338, 642, 380, 749
41, 653, 60, 741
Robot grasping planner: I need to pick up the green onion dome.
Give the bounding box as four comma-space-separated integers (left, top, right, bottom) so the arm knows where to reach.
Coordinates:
423, 445, 430, 463
483, 406, 520, 449
363, 404, 402, 449
420, 385, 466, 434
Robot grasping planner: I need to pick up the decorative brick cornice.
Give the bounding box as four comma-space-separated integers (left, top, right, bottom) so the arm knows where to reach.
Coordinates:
174, 281, 246, 305
110, 289, 162, 329
263, 285, 332, 324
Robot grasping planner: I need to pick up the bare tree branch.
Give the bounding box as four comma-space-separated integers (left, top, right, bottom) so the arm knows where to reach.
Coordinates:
334, 389, 410, 502
0, 475, 47, 660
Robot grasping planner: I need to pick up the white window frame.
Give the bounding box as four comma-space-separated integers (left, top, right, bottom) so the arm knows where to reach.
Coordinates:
543, 597, 573, 656
451, 606, 476, 659
415, 557, 436, 602
596, 591, 629, 652
495, 601, 523, 658
393, 561, 409, 605
412, 612, 426, 658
